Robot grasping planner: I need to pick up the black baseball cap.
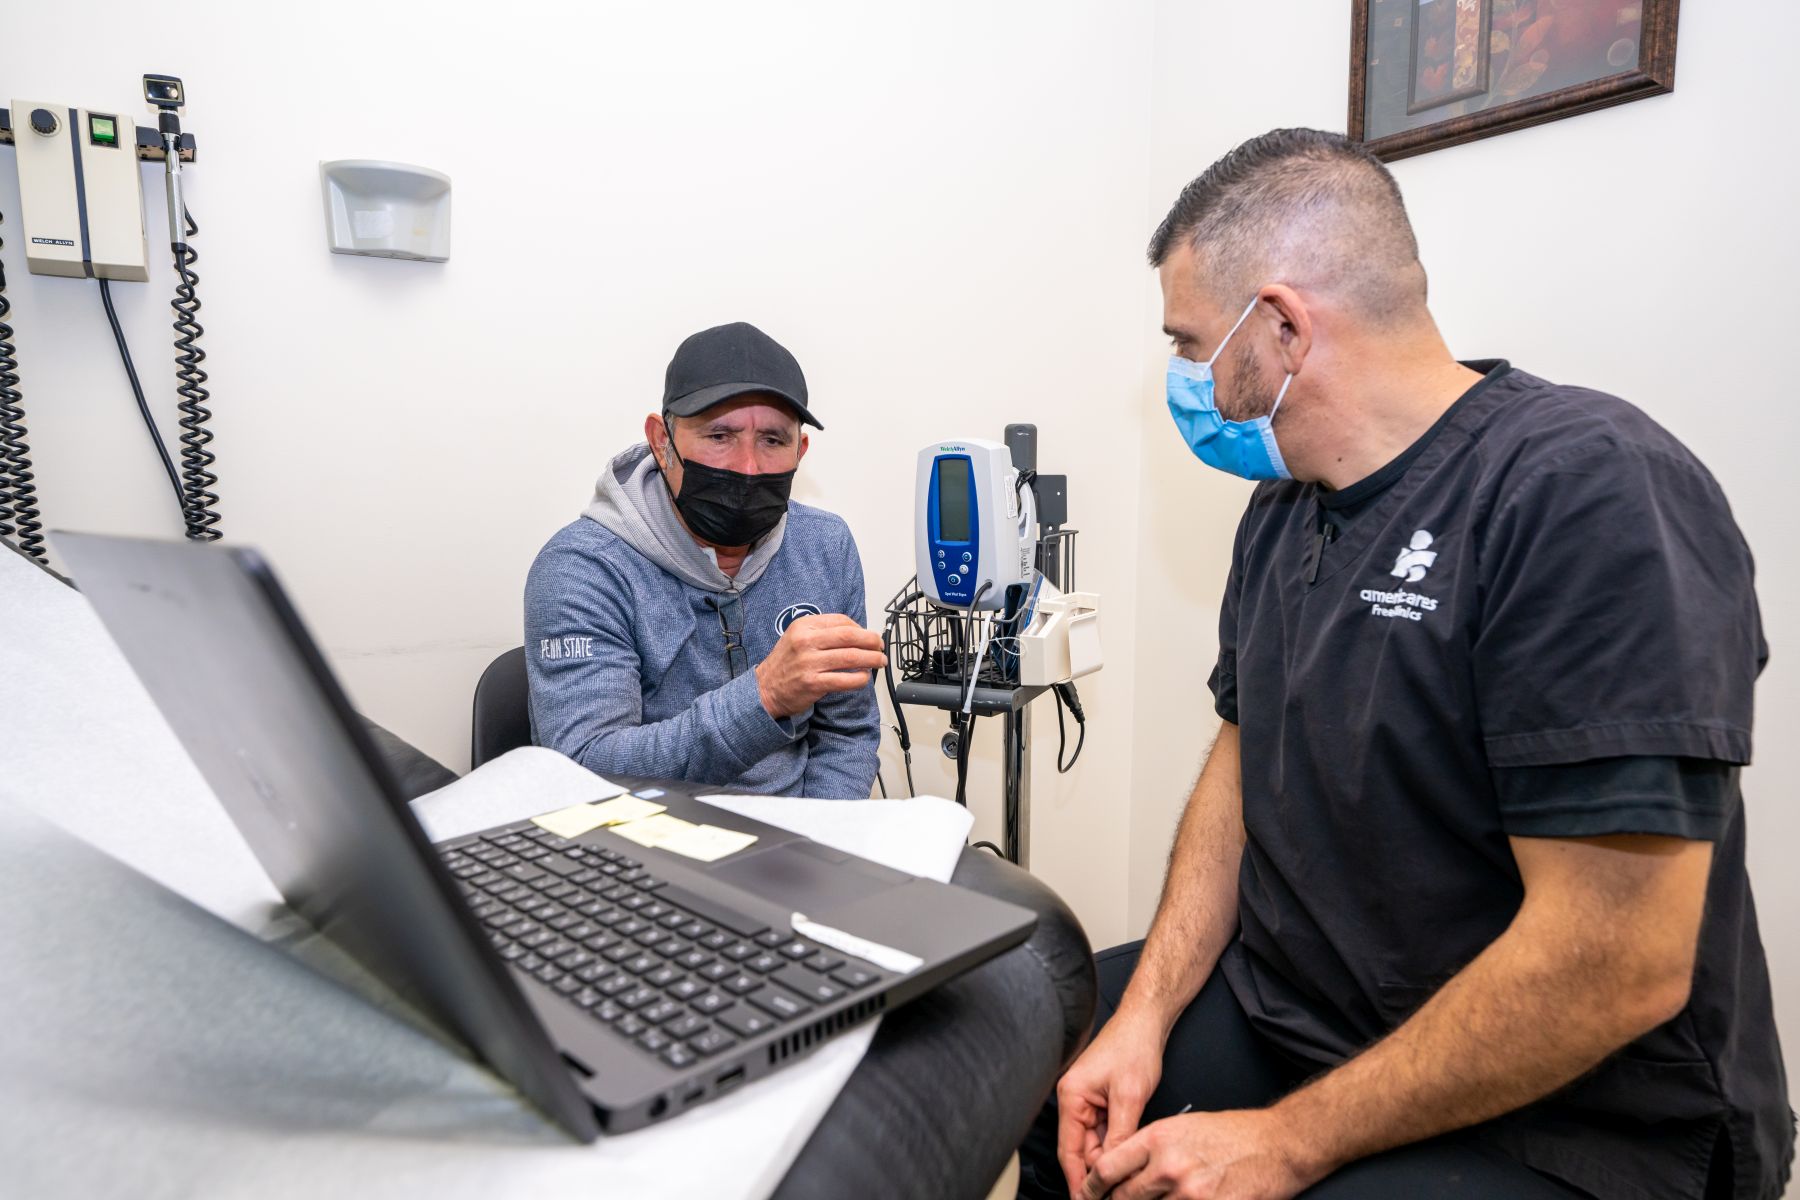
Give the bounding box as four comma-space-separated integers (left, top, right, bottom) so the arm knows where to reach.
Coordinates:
662, 322, 822, 430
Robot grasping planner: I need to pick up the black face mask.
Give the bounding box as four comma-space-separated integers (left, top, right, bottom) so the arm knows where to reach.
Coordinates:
660, 437, 795, 548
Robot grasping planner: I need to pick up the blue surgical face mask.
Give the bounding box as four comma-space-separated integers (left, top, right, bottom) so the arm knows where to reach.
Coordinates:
1165, 296, 1294, 481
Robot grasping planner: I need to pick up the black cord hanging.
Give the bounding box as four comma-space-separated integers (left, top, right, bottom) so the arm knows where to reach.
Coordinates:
99, 277, 185, 512
1053, 681, 1087, 774
953, 710, 979, 807
881, 581, 923, 796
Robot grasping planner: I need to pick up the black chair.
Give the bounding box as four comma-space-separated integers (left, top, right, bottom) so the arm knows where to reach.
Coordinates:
471, 646, 531, 768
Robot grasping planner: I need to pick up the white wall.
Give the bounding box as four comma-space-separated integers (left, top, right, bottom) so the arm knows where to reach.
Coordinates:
1134, 0, 1800, 1136
0, 0, 1153, 949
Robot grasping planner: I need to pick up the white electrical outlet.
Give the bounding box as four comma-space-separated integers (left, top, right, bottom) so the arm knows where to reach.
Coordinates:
11, 99, 149, 282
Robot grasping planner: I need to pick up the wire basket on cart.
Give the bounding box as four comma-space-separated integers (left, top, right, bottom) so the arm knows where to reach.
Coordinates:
880, 528, 1078, 693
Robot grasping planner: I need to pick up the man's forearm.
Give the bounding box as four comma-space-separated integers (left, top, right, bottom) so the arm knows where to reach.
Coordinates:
573, 669, 795, 785
1271, 837, 1710, 1185
1117, 721, 1246, 1033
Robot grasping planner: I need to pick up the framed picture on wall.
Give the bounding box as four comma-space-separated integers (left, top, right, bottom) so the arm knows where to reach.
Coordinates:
1350, 0, 1680, 161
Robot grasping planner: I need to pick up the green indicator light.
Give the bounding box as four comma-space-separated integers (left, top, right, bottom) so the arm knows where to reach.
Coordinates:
89, 115, 117, 146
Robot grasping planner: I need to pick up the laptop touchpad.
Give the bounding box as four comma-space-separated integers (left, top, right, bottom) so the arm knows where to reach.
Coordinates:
710, 844, 895, 912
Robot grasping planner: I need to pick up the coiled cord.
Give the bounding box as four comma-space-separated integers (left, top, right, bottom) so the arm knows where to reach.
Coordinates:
172, 208, 219, 540
0, 218, 45, 563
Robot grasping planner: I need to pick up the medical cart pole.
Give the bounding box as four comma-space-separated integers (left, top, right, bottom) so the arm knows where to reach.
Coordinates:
998, 423, 1037, 867
1003, 705, 1031, 867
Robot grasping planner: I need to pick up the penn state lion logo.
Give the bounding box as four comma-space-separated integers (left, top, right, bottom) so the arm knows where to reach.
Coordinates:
775, 602, 822, 636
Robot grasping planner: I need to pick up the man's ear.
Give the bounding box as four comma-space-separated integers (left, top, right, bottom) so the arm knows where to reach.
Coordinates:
796, 429, 810, 465
1260, 284, 1313, 377
645, 412, 672, 471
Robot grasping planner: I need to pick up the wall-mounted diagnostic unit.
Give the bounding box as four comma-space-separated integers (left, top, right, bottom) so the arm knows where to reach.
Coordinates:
9, 99, 149, 281
915, 438, 1036, 611
0, 74, 216, 568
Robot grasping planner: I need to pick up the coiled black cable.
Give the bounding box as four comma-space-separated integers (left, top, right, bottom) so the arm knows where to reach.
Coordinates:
172, 208, 219, 540
0, 217, 45, 563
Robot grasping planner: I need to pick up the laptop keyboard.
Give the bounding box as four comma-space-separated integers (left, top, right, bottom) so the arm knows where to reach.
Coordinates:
439, 822, 888, 1072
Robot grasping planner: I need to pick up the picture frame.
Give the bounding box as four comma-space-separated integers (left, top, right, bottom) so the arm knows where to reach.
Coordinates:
1350, 0, 1680, 162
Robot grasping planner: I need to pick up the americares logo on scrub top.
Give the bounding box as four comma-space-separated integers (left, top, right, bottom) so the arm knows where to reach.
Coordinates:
1360, 530, 1441, 622
1390, 530, 1439, 582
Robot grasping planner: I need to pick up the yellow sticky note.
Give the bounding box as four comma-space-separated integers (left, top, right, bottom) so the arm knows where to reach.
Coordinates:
658, 823, 758, 863
532, 803, 615, 839
587, 795, 668, 826
612, 813, 698, 848
530, 795, 666, 839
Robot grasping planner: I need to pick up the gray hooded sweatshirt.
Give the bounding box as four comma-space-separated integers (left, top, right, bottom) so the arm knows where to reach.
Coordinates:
523, 444, 880, 799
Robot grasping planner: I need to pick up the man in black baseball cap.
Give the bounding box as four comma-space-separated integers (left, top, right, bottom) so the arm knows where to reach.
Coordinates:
523, 322, 886, 799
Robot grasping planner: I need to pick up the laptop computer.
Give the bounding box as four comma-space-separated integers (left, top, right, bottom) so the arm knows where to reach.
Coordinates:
55, 531, 1036, 1140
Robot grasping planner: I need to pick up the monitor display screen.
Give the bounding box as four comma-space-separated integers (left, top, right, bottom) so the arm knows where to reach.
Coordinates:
936, 457, 972, 543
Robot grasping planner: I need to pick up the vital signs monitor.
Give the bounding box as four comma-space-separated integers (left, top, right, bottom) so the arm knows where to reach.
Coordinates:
915, 438, 1037, 611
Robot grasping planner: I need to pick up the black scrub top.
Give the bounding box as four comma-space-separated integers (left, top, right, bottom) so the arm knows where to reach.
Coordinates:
1210, 362, 1792, 1199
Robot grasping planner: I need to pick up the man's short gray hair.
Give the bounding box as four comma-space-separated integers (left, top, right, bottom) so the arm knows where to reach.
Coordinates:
1148, 128, 1426, 324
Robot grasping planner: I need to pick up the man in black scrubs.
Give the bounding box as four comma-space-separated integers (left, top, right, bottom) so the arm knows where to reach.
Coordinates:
1019, 129, 1791, 1199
